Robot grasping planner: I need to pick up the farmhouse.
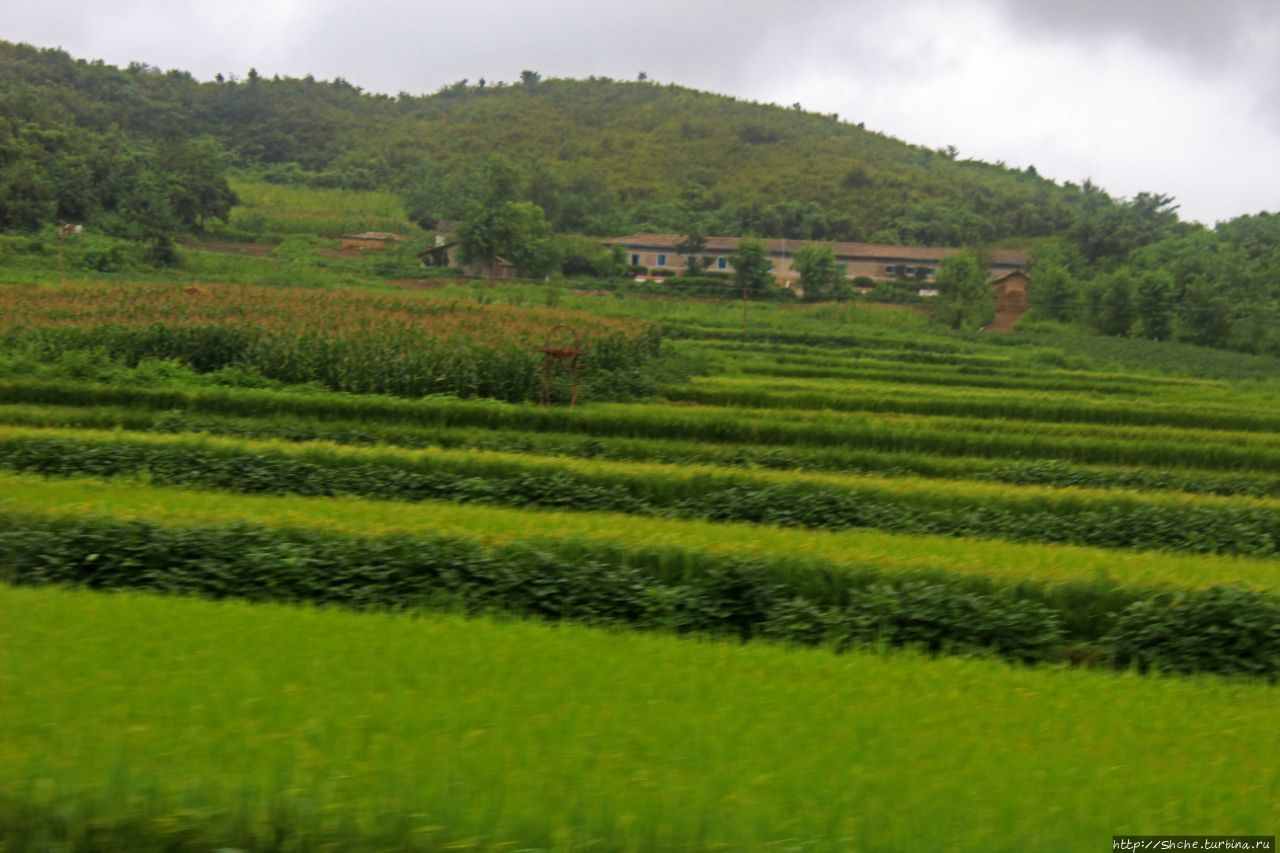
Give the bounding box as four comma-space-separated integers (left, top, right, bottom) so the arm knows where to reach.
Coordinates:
340, 231, 406, 251
602, 233, 1029, 285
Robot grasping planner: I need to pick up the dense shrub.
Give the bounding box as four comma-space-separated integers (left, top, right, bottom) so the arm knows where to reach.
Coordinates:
1104, 586, 1280, 677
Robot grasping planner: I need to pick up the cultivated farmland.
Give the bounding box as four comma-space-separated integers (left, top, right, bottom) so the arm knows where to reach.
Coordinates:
1, 274, 1278, 850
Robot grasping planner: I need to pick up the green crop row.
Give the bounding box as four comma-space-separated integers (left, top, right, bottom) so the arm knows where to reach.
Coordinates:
700, 348, 1199, 398
665, 376, 1280, 432
6, 402, 1280, 498
720, 360, 1159, 397
7, 378, 1280, 473
696, 340, 1214, 387
7, 472, 1277, 597
692, 337, 1021, 367
5, 426, 1280, 557
664, 321, 979, 353
3, 504, 1278, 677
5, 586, 1275, 852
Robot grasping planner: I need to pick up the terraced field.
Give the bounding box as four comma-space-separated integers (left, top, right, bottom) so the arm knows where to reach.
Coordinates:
1, 279, 1277, 850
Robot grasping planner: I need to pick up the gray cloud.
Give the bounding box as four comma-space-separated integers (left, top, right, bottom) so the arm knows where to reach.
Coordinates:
991, 0, 1279, 60
990, 0, 1280, 139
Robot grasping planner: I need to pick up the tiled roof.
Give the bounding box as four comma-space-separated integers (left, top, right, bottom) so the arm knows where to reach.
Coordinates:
603, 233, 1029, 267
342, 231, 405, 241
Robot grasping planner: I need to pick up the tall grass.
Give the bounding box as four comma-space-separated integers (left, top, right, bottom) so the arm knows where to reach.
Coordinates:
214, 179, 420, 238
2, 586, 1276, 851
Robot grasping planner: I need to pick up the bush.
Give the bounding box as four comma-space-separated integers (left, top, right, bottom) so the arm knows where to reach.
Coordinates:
1104, 586, 1280, 677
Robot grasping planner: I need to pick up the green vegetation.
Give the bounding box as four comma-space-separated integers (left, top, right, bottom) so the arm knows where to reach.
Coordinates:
934, 251, 994, 330
0, 40, 1114, 245
219, 178, 418, 239
4, 586, 1275, 852
3, 38, 1280, 852
0, 283, 665, 403
6, 40, 1280, 355
6, 471, 1280, 674
6, 425, 1280, 557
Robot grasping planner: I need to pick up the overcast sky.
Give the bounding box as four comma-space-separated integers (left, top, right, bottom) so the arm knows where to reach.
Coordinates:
6, 0, 1278, 224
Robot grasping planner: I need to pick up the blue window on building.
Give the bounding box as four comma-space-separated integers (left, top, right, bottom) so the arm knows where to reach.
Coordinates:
717, 257, 728, 270
656, 254, 667, 267
631, 254, 640, 266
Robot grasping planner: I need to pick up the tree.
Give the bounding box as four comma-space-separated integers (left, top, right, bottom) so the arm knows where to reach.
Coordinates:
792, 244, 842, 302
1096, 270, 1137, 337
1178, 279, 1231, 348
558, 235, 625, 277
520, 70, 541, 90
158, 136, 238, 229
0, 159, 55, 231
933, 252, 994, 330
479, 154, 523, 208
1135, 270, 1173, 340
457, 193, 559, 278
1029, 260, 1078, 323
730, 238, 773, 296
674, 228, 708, 273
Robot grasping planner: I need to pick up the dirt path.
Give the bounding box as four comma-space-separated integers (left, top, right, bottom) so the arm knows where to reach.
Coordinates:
180, 241, 273, 257
982, 305, 1028, 333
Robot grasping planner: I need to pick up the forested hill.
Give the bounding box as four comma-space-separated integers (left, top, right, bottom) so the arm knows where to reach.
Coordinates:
1, 39, 1172, 250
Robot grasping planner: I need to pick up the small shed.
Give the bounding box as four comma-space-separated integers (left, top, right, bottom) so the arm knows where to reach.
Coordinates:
451, 255, 518, 279
991, 271, 1030, 314
340, 231, 406, 251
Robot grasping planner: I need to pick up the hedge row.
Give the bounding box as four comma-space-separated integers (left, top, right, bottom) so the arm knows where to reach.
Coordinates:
4, 433, 1280, 556
2, 514, 1276, 677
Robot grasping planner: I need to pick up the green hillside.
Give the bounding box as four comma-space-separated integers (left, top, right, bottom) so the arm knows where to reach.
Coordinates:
0, 39, 1132, 245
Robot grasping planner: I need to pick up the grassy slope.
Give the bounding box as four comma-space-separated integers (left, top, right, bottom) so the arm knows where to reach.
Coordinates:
2, 585, 1276, 852
222, 179, 423, 238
